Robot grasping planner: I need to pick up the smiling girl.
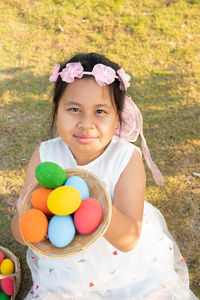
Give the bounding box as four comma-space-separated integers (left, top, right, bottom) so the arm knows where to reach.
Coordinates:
11, 52, 197, 300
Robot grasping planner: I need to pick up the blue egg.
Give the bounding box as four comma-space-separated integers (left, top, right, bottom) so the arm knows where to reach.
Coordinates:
48, 215, 76, 248
64, 176, 90, 200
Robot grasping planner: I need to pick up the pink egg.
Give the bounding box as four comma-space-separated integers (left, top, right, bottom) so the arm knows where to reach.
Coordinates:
1, 277, 14, 296
74, 198, 103, 234
0, 252, 5, 264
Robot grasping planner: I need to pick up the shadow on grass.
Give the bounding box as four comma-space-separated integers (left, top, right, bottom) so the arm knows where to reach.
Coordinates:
1, 68, 53, 171
0, 66, 51, 103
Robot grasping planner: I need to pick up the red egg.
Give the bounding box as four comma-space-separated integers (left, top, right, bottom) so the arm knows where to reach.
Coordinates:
0, 252, 5, 264
74, 198, 103, 234
1, 277, 14, 296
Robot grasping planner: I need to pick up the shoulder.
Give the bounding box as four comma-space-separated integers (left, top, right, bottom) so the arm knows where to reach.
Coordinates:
25, 137, 63, 184
39, 136, 67, 161
108, 136, 143, 178
113, 138, 146, 205
100, 137, 143, 199
115, 146, 146, 193
22, 146, 41, 188
40, 136, 63, 148
110, 136, 142, 156
114, 143, 146, 229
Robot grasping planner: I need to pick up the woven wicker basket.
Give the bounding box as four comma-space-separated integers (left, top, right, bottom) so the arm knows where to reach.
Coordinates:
18, 168, 112, 259
0, 245, 21, 299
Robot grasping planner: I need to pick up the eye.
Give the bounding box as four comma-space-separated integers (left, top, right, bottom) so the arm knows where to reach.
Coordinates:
69, 108, 80, 112
96, 109, 106, 114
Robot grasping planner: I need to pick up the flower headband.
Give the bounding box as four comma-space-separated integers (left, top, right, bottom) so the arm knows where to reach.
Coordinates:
49, 62, 164, 185
49, 62, 131, 90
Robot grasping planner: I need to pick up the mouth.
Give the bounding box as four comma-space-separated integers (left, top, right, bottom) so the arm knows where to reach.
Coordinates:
74, 136, 97, 144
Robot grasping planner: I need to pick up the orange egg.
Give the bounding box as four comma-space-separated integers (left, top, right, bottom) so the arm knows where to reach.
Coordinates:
20, 209, 48, 243
31, 187, 53, 216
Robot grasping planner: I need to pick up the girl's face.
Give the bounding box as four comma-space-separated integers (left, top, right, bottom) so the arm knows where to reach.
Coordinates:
56, 77, 119, 165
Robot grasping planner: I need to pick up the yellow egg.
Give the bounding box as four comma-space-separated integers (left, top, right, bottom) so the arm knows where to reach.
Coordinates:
47, 186, 81, 215
0, 259, 15, 275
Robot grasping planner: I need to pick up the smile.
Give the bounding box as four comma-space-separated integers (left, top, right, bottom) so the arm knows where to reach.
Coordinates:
74, 136, 97, 144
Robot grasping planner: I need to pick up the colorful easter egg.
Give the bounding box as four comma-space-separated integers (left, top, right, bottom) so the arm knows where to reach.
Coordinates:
20, 209, 48, 243
0, 259, 14, 275
32, 187, 53, 216
48, 215, 76, 248
0, 253, 5, 264
35, 162, 67, 189
74, 198, 103, 234
0, 291, 11, 300
47, 186, 81, 215
1, 277, 14, 296
64, 176, 90, 200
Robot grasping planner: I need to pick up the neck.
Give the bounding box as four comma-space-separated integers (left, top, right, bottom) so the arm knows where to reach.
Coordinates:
69, 142, 112, 166
72, 149, 104, 166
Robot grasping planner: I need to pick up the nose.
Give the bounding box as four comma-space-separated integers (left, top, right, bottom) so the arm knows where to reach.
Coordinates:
78, 112, 95, 129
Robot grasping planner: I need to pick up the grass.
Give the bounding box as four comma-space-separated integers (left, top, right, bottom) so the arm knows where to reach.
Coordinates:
0, 0, 200, 298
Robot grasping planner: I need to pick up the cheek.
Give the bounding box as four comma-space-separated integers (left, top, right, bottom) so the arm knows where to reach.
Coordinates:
100, 116, 118, 132
56, 112, 76, 135
56, 113, 67, 132
56, 108, 67, 124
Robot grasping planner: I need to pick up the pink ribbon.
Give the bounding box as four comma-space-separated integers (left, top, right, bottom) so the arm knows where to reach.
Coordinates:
115, 95, 164, 186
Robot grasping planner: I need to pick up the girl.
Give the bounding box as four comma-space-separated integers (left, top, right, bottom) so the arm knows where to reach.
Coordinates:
11, 52, 198, 299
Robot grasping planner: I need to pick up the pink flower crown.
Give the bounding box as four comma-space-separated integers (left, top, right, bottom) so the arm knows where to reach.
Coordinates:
49, 62, 131, 90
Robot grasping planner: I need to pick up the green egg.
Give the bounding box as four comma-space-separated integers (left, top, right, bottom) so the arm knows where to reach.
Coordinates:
0, 291, 11, 300
35, 162, 67, 189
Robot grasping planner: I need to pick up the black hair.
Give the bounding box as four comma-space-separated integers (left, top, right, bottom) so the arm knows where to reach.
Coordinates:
49, 52, 126, 137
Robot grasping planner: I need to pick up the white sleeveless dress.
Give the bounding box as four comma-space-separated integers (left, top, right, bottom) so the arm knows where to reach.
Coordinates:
24, 136, 198, 300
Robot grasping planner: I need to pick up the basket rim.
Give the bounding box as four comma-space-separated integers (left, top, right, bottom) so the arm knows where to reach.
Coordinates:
0, 245, 21, 299
18, 168, 112, 259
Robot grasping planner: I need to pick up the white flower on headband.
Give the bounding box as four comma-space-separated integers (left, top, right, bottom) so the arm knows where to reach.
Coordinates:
49, 62, 131, 90
61, 62, 83, 83
90, 64, 117, 86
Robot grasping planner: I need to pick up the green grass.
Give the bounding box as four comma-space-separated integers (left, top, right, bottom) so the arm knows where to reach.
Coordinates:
0, 0, 200, 298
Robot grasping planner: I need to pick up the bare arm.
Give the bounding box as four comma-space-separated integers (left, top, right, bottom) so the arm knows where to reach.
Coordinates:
104, 149, 146, 252
11, 147, 41, 244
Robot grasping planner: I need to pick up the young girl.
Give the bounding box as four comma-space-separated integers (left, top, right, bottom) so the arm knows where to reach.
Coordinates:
11, 53, 198, 300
